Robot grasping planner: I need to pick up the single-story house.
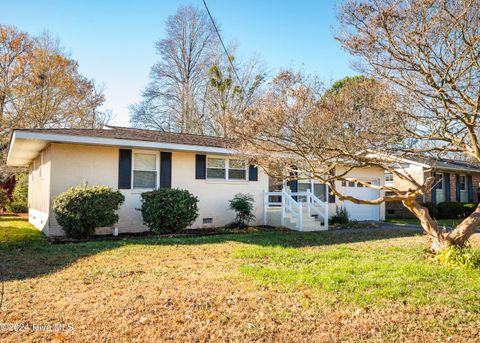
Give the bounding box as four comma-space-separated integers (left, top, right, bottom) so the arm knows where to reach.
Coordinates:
7, 126, 385, 236
386, 157, 480, 218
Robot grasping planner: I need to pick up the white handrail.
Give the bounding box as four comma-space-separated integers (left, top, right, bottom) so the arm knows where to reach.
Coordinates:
307, 190, 328, 230
264, 188, 330, 230
283, 190, 302, 229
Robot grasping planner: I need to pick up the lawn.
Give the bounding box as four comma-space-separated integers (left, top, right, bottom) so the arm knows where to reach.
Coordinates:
1, 216, 480, 342
386, 217, 462, 227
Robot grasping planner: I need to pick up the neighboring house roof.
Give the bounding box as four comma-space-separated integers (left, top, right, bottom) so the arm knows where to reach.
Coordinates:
7, 126, 235, 167
400, 156, 480, 174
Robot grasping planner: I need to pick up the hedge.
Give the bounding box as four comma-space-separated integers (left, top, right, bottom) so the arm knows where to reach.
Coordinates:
422, 202, 479, 220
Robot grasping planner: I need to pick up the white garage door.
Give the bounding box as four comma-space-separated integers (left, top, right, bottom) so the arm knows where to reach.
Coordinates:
342, 181, 380, 221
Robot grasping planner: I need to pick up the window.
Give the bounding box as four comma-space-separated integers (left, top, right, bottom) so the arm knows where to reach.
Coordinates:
341, 180, 356, 187
206, 157, 247, 180
228, 159, 247, 180
207, 158, 226, 179
434, 173, 443, 189
298, 182, 312, 193
385, 173, 394, 187
460, 175, 466, 191
313, 183, 327, 201
133, 152, 157, 189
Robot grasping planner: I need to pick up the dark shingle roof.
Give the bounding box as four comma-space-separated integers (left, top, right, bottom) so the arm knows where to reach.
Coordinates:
409, 155, 480, 173
15, 126, 233, 149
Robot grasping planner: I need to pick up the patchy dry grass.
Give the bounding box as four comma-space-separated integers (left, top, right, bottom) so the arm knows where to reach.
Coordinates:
0, 216, 479, 342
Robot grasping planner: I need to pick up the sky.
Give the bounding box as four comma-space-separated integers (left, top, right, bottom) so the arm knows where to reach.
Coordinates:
1, 0, 355, 126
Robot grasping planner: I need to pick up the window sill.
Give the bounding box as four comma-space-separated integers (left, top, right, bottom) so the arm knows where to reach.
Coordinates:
130, 188, 156, 194
205, 179, 249, 184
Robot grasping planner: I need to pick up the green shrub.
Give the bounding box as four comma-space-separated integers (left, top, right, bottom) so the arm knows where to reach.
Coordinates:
434, 246, 480, 269
462, 202, 478, 217
229, 193, 256, 228
330, 206, 349, 225
0, 189, 9, 211
437, 201, 464, 219
53, 185, 125, 238
421, 202, 438, 219
6, 173, 28, 213
140, 188, 199, 234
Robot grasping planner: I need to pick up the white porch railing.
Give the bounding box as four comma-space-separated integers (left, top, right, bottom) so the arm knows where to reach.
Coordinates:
263, 189, 328, 231
305, 189, 329, 229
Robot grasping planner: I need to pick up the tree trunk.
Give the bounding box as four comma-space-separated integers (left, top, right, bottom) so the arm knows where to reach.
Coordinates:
403, 199, 480, 252
445, 204, 480, 247
402, 198, 447, 252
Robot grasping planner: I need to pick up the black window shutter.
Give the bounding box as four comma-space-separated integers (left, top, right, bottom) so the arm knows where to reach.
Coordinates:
118, 149, 132, 189
160, 152, 172, 188
248, 165, 258, 181
455, 174, 461, 202
195, 154, 206, 179
444, 173, 451, 201
467, 175, 473, 202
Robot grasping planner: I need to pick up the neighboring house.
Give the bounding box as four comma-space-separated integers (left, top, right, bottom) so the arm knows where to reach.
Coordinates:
386, 158, 480, 218
7, 126, 385, 236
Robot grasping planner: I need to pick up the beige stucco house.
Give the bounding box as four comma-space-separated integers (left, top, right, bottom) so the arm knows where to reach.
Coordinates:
7, 126, 385, 236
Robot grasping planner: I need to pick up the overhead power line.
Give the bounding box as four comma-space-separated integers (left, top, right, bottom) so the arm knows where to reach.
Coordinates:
202, 0, 244, 88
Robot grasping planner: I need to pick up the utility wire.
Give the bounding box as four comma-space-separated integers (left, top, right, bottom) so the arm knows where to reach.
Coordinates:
202, 0, 244, 88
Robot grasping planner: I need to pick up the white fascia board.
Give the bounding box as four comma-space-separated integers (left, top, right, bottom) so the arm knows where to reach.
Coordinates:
12, 130, 234, 155
365, 152, 431, 169
6, 131, 17, 166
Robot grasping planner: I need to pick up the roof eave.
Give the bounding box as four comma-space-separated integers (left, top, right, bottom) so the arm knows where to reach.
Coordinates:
6, 130, 236, 167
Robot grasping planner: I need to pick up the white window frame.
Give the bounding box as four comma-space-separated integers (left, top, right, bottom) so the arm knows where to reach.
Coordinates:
435, 173, 443, 190
206, 156, 248, 181
385, 173, 394, 182
459, 175, 466, 191
131, 150, 160, 191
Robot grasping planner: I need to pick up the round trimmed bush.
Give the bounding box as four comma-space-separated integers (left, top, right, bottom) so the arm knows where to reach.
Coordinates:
437, 201, 465, 219
53, 185, 125, 238
140, 188, 198, 233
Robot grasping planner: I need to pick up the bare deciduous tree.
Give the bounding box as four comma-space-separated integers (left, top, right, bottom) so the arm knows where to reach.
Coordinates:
130, 5, 217, 134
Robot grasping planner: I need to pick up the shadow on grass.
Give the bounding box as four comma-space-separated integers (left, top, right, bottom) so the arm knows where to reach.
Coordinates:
0, 216, 422, 282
